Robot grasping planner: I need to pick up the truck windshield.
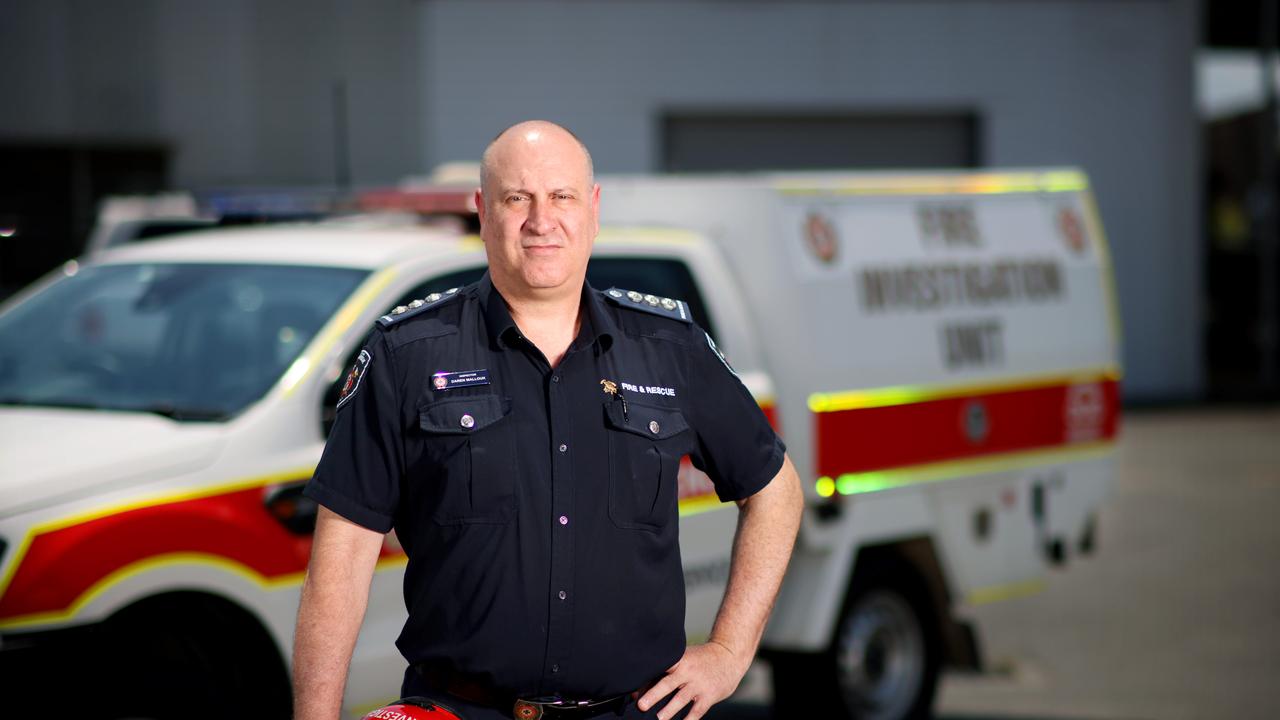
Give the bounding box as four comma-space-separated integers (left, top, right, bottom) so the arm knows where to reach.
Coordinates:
0, 263, 367, 421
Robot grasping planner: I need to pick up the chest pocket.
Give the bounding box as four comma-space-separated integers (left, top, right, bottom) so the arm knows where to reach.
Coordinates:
418, 394, 516, 525
603, 399, 690, 532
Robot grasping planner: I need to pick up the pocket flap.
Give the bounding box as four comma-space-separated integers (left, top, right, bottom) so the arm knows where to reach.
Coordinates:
603, 399, 689, 440
419, 395, 510, 434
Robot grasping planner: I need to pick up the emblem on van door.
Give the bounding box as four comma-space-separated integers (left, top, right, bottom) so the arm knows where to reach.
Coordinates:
1064, 382, 1105, 442
963, 400, 990, 444
803, 211, 839, 265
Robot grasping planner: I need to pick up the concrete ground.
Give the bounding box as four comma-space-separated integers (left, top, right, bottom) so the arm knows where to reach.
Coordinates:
707, 408, 1280, 719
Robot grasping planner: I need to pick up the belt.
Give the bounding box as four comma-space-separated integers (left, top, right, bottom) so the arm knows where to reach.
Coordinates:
413, 663, 631, 720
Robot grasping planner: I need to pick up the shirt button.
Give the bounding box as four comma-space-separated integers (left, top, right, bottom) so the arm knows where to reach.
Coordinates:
559, 515, 568, 525
551, 664, 559, 673
459, 414, 475, 429
559, 443, 568, 453
558, 590, 566, 600
552, 375, 560, 383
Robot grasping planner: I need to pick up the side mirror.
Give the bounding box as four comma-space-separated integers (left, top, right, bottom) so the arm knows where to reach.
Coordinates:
264, 482, 318, 535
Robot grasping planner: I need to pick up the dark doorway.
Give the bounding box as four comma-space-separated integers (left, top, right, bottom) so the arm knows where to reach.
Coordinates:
661, 110, 980, 172
1203, 0, 1280, 400
1205, 110, 1280, 400
0, 143, 169, 300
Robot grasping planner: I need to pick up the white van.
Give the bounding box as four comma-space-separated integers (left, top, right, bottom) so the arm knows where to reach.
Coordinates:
599, 168, 1122, 718
0, 169, 1120, 719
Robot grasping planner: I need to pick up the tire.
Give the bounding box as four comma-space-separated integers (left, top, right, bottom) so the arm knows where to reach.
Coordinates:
772, 567, 940, 720
99, 594, 292, 720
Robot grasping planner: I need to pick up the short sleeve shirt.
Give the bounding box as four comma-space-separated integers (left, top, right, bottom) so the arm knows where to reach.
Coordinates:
305, 272, 785, 699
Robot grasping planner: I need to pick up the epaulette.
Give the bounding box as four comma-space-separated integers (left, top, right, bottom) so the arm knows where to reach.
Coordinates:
377, 287, 463, 327
603, 288, 692, 323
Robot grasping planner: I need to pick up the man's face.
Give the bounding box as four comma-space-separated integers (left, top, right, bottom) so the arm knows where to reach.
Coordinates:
477, 128, 600, 295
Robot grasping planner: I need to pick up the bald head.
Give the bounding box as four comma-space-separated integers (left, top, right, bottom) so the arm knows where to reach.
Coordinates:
479, 120, 594, 197
473, 119, 601, 300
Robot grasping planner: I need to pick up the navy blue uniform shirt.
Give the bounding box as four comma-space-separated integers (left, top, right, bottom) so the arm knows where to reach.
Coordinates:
305, 272, 785, 700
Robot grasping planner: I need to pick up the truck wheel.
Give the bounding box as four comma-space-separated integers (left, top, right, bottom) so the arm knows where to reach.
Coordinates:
772, 571, 940, 720
832, 581, 938, 720
100, 594, 292, 719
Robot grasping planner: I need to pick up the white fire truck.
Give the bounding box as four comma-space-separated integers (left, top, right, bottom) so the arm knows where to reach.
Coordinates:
0, 169, 1120, 719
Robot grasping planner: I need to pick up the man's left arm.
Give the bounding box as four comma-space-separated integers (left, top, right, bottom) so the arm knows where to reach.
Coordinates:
637, 453, 804, 720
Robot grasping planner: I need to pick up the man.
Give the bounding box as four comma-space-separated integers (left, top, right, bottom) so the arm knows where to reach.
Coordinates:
293, 120, 803, 720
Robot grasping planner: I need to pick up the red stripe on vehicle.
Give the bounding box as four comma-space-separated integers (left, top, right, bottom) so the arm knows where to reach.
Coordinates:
814, 379, 1119, 477
3, 400, 784, 621
0, 482, 400, 621
760, 402, 779, 432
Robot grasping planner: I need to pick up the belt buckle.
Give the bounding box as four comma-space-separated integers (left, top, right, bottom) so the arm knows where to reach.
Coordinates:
513, 695, 592, 720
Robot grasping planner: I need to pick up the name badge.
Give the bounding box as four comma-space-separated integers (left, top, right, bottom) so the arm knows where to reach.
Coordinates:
432, 369, 490, 391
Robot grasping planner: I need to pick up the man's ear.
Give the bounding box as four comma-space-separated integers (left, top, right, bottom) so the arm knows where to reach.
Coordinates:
474, 189, 486, 232
591, 183, 601, 235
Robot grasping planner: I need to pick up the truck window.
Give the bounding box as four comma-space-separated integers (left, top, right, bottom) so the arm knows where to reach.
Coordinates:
388, 267, 489, 310
587, 258, 714, 337
0, 262, 366, 422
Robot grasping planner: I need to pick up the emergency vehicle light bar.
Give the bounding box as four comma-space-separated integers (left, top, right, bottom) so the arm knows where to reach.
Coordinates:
357, 189, 477, 215
197, 189, 350, 219
192, 184, 478, 221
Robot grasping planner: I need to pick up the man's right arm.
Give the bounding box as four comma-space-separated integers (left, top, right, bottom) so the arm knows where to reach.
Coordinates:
292, 506, 386, 720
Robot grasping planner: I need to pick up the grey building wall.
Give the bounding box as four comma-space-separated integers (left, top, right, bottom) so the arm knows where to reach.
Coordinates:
0, 0, 1202, 400
0, 0, 423, 188
421, 0, 1201, 402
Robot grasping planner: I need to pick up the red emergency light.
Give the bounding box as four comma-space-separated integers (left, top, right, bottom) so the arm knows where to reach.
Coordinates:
358, 189, 477, 215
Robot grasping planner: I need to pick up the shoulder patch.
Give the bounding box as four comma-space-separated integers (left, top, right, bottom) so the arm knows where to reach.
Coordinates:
603, 288, 692, 324
336, 349, 372, 409
377, 287, 463, 327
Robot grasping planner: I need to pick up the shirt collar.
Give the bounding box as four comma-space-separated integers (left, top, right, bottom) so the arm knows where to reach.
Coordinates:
479, 271, 617, 354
